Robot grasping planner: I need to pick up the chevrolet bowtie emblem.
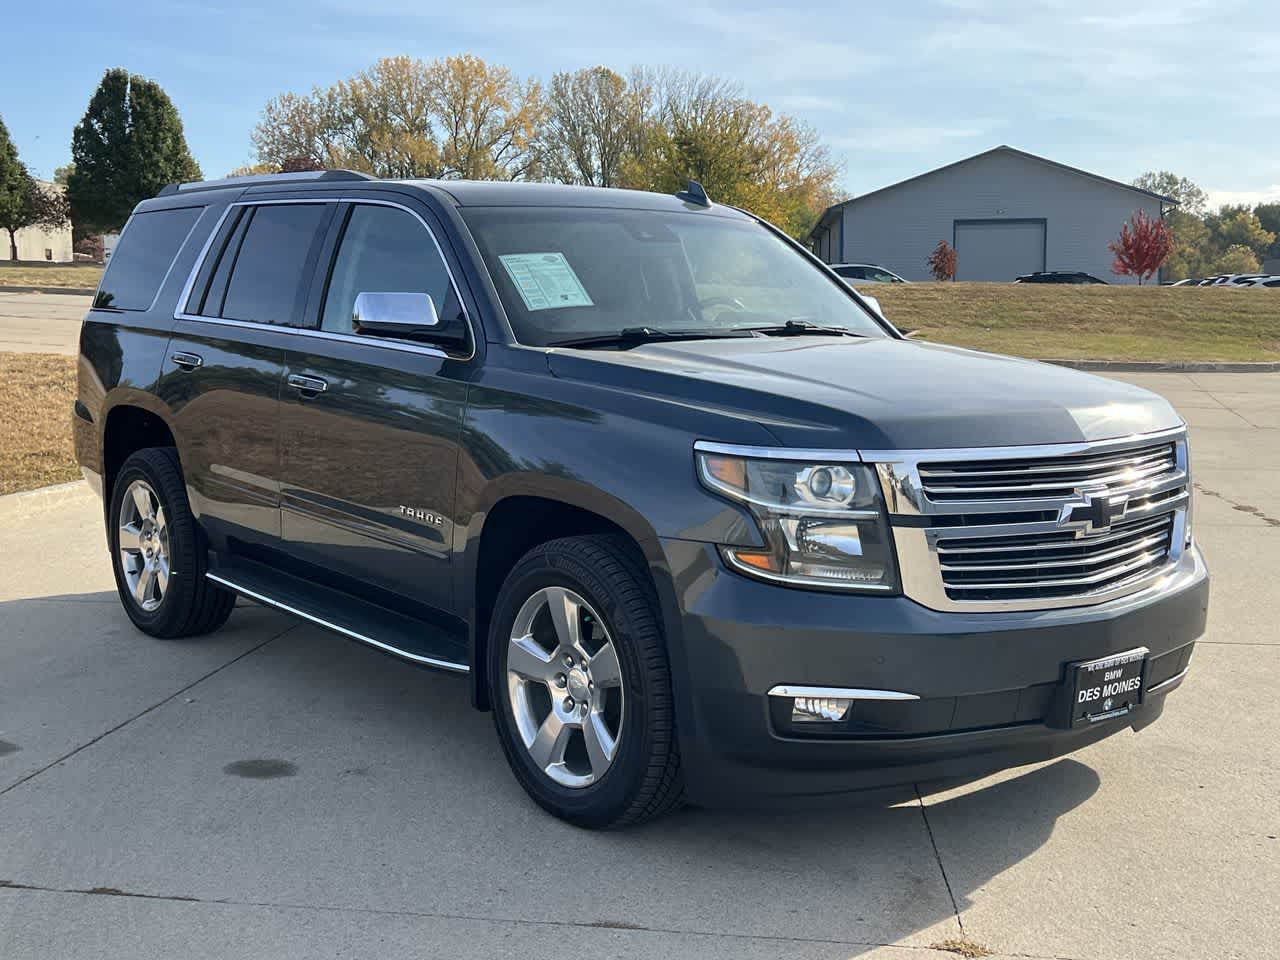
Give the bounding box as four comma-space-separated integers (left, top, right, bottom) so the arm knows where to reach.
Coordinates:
1058, 488, 1127, 536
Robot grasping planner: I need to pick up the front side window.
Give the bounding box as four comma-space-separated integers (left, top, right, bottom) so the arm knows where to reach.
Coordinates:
321, 204, 462, 342
462, 207, 889, 347
219, 203, 330, 326
94, 206, 203, 310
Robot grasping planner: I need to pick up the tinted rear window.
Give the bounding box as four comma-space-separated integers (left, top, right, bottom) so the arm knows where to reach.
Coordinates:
221, 203, 330, 325
94, 207, 203, 310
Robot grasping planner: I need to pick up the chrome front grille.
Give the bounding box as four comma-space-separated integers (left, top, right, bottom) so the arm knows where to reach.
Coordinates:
917, 441, 1178, 502
868, 427, 1192, 612
936, 512, 1175, 603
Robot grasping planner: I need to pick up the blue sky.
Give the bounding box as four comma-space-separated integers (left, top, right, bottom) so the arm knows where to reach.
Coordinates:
5, 0, 1277, 208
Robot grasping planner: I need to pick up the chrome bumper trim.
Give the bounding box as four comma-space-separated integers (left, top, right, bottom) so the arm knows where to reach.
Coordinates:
767, 685, 919, 701
1147, 664, 1191, 696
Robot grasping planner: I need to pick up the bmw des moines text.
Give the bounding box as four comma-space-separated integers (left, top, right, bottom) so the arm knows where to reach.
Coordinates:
74, 170, 1208, 827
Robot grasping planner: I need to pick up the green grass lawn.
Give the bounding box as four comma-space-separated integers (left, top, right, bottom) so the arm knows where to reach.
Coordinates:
0, 264, 103, 291
871, 282, 1280, 362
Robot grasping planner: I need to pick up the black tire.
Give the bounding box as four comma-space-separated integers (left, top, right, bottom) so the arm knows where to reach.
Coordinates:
108, 447, 235, 638
488, 535, 684, 828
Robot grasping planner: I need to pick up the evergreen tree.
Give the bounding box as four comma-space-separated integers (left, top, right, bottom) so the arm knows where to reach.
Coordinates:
67, 68, 201, 233
0, 115, 70, 261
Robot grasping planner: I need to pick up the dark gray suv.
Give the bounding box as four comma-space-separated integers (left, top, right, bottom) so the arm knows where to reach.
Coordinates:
74, 170, 1208, 827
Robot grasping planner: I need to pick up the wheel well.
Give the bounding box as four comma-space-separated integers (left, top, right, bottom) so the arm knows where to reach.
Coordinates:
103, 406, 177, 503
472, 496, 635, 710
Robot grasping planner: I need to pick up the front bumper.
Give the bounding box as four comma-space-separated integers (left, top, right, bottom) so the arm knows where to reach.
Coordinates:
659, 538, 1208, 806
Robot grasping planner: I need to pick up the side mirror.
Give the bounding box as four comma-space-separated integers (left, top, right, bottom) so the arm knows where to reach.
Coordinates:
859, 292, 884, 318
352, 291, 440, 339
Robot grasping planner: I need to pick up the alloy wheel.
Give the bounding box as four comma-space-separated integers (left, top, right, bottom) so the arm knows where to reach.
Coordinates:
117, 479, 171, 612
505, 586, 625, 788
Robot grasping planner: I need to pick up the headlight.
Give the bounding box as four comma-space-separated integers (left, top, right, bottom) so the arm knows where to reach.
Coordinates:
696, 447, 898, 592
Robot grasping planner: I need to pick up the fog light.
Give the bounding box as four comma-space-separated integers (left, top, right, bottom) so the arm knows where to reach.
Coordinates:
791, 696, 853, 722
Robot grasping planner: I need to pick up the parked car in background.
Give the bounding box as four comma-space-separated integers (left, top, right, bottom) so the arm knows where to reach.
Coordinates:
1014, 271, 1107, 284
1235, 276, 1280, 288
1167, 278, 1201, 286
830, 263, 908, 283
1205, 274, 1267, 286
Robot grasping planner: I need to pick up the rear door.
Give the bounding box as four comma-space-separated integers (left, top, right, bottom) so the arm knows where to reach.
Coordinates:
162, 199, 336, 557
277, 197, 475, 617
954, 220, 1046, 281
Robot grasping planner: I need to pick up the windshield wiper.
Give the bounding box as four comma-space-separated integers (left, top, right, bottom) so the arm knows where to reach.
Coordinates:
743, 319, 868, 338
548, 326, 754, 349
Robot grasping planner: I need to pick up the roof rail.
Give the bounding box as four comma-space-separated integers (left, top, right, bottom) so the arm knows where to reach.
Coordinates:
157, 169, 376, 197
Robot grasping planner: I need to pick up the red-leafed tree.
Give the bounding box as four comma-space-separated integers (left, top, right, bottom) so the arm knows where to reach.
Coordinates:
927, 239, 957, 281
1109, 210, 1172, 284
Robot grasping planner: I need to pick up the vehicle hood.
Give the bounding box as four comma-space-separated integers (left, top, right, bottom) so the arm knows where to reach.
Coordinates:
546, 336, 1183, 450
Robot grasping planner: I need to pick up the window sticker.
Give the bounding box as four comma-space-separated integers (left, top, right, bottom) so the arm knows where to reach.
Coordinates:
499, 252, 594, 311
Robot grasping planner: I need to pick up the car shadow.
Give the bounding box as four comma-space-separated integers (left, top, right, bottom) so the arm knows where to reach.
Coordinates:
0, 593, 1101, 954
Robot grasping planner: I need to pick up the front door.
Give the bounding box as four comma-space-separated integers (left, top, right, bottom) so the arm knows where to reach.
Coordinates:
278, 199, 474, 617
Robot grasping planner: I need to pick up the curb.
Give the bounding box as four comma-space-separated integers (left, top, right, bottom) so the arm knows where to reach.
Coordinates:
0, 285, 97, 297
1045, 359, 1280, 373
0, 480, 94, 521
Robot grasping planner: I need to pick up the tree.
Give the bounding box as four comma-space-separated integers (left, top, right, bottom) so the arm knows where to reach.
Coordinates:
67, 69, 201, 234
0, 117, 70, 261
927, 239, 957, 281
1131, 171, 1208, 217
1205, 206, 1276, 262
1210, 244, 1260, 275
53, 163, 75, 185
252, 55, 541, 181
539, 66, 649, 187
622, 69, 840, 238
1255, 203, 1280, 261
426, 55, 544, 180
1109, 209, 1172, 284
1162, 208, 1212, 280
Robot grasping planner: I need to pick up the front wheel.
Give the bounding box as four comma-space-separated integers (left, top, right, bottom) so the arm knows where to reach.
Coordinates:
489, 535, 683, 828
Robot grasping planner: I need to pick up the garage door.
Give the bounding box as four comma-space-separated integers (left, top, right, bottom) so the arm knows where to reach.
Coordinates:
954, 220, 1046, 281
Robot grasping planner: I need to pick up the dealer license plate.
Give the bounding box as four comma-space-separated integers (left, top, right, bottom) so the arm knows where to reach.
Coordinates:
1071, 647, 1148, 726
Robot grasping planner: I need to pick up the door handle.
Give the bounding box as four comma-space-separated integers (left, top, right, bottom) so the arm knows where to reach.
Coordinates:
287, 374, 328, 395
171, 351, 203, 370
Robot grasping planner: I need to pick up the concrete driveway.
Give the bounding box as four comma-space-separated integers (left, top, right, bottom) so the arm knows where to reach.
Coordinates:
0, 291, 89, 355
1, 373, 1276, 960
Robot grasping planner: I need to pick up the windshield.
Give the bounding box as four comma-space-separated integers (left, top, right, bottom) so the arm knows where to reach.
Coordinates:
461, 206, 890, 347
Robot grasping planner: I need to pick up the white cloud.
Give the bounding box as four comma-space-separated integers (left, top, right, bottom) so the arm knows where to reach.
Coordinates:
1205, 185, 1280, 210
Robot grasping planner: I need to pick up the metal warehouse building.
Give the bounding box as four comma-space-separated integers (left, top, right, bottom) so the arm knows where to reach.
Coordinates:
809, 146, 1173, 283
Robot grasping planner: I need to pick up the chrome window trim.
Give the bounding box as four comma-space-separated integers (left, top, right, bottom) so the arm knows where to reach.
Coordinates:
767, 685, 919, 701
207, 572, 469, 673
171, 196, 476, 362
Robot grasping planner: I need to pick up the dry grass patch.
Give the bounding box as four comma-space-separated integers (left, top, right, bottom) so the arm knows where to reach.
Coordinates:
873, 283, 1280, 362
0, 264, 103, 291
0, 352, 79, 495
930, 937, 995, 958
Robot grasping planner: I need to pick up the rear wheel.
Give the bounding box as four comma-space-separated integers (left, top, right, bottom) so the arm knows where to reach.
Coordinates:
108, 447, 234, 638
489, 535, 683, 828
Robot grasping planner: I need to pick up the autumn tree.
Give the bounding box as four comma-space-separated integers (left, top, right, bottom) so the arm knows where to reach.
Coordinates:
1132, 171, 1208, 217
0, 117, 71, 261
1109, 210, 1172, 284
623, 70, 838, 238
252, 55, 541, 181
1205, 206, 1275, 263
539, 66, 649, 187
927, 240, 957, 281
1210, 244, 1260, 275
1255, 203, 1280, 262
67, 69, 201, 233
1161, 209, 1212, 280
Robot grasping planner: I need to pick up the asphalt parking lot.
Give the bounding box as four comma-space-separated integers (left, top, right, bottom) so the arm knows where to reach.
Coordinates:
1, 372, 1277, 960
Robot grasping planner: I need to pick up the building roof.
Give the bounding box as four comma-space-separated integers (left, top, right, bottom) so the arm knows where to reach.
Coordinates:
809, 145, 1177, 241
